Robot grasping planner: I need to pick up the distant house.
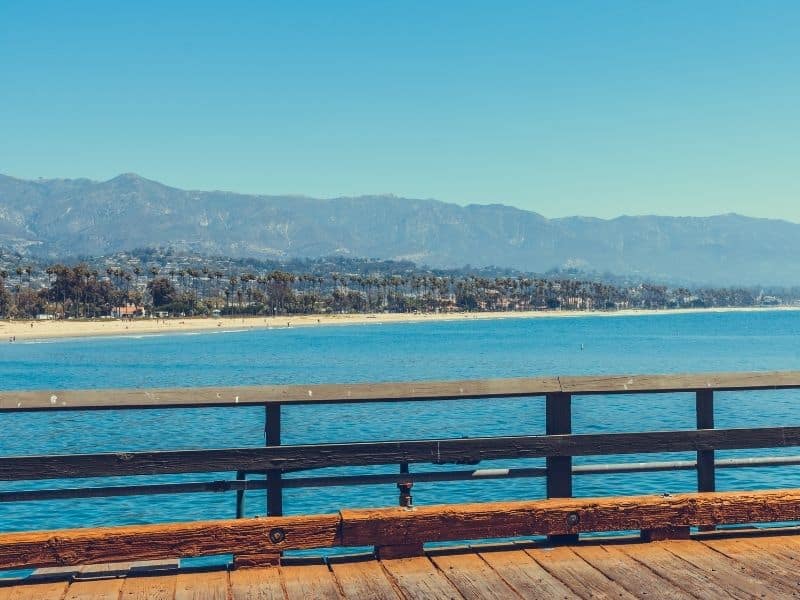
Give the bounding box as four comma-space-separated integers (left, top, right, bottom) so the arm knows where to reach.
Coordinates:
112, 303, 146, 318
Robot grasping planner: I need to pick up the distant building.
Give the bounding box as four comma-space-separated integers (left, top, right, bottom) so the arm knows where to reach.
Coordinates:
112, 303, 146, 318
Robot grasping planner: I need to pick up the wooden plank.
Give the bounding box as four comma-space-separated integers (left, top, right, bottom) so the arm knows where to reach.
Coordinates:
0, 581, 69, 600
64, 579, 125, 600
120, 575, 177, 600
558, 370, 800, 394
570, 544, 692, 599
477, 549, 575, 599
0, 513, 340, 570
700, 537, 800, 589
430, 552, 522, 599
7, 426, 800, 481
0, 377, 562, 411
281, 564, 340, 600
663, 539, 797, 597
525, 546, 637, 599
330, 559, 401, 600
380, 556, 464, 600
175, 571, 229, 600
6, 370, 800, 412
230, 567, 285, 600
341, 489, 800, 547
616, 543, 748, 599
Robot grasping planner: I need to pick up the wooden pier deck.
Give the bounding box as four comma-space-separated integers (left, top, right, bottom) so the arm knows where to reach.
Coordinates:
4, 530, 800, 599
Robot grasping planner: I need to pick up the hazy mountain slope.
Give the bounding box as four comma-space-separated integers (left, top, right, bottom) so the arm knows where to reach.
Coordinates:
0, 173, 797, 285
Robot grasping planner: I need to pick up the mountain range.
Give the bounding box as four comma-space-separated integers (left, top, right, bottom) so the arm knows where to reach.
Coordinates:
0, 172, 797, 286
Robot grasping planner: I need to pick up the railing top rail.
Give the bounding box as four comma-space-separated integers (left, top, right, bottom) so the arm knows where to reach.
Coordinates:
2, 370, 800, 412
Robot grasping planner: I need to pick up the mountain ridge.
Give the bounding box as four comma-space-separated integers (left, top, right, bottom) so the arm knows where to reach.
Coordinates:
0, 172, 797, 286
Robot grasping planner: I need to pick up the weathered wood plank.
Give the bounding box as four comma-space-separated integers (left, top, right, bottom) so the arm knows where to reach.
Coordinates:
380, 556, 464, 600
7, 426, 800, 481
663, 539, 797, 597
559, 370, 800, 394
64, 579, 125, 600
0, 514, 341, 570
120, 575, 177, 600
330, 559, 401, 600
0, 581, 69, 600
476, 548, 574, 599
175, 571, 228, 600
0, 377, 561, 411
341, 489, 800, 547
229, 567, 285, 600
430, 552, 522, 599
5, 371, 800, 412
700, 537, 800, 589
570, 544, 692, 599
617, 543, 748, 599
281, 564, 340, 600
525, 546, 637, 599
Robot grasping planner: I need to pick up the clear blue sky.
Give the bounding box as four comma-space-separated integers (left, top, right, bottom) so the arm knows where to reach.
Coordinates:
2, 1, 799, 220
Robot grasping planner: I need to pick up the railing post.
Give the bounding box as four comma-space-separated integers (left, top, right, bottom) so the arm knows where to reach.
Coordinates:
233, 404, 283, 568
696, 389, 715, 532
696, 389, 715, 492
398, 462, 413, 508
546, 392, 577, 544
235, 470, 246, 518
265, 403, 283, 517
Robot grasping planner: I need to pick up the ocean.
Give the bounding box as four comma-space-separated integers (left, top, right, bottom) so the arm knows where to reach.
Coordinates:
2, 310, 800, 540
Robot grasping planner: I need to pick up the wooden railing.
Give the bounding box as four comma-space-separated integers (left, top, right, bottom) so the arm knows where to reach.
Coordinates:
3, 370, 800, 568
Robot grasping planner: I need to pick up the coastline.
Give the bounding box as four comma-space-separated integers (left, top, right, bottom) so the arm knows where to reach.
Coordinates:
1, 305, 798, 342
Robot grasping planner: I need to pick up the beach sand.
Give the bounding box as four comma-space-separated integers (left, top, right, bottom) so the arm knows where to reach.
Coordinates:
1, 306, 798, 342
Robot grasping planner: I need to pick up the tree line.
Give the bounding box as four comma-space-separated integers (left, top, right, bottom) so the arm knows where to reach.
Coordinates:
0, 259, 786, 319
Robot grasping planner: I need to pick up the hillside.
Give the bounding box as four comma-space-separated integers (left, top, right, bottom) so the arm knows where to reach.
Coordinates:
0, 173, 797, 285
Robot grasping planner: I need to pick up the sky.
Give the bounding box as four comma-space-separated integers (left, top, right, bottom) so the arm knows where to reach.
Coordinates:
1, 1, 799, 221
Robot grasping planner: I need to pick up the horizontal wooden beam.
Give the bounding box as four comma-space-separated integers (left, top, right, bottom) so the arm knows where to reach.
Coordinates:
0, 377, 561, 411
0, 513, 341, 570
2, 371, 800, 412
4, 489, 800, 570
558, 371, 800, 395
341, 488, 800, 545
3, 426, 800, 481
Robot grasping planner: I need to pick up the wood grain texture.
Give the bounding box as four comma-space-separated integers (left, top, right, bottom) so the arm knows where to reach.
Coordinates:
571, 544, 692, 599
281, 564, 341, 600
430, 552, 522, 599
330, 559, 401, 600
0, 514, 340, 570
525, 546, 638, 599
229, 566, 285, 600
617, 543, 748, 599
663, 539, 797, 597
380, 556, 464, 600
174, 571, 229, 600
64, 579, 125, 600
6, 426, 800, 481
341, 489, 800, 547
0, 377, 561, 411
4, 370, 800, 412
0, 581, 69, 600
120, 575, 177, 600
477, 548, 575, 599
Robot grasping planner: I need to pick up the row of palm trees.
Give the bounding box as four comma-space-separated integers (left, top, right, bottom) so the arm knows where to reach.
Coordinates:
0, 260, 769, 319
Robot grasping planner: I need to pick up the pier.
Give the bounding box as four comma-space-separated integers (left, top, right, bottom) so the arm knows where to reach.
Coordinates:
4, 371, 800, 598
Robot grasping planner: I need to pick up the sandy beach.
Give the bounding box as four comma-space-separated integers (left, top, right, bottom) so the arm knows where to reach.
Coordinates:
1, 306, 798, 342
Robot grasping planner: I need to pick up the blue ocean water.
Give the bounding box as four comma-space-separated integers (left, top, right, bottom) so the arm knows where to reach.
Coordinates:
2, 310, 800, 540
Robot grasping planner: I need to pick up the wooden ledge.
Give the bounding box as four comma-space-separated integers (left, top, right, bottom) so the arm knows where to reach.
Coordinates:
3, 489, 800, 570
